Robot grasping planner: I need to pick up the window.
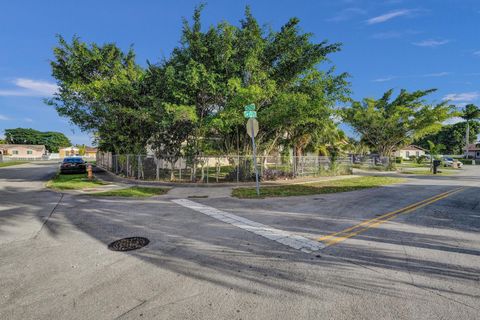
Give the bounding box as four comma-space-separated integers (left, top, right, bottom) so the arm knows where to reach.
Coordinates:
405, 151, 410, 157
27, 150, 33, 155
416, 151, 420, 157
12, 150, 19, 155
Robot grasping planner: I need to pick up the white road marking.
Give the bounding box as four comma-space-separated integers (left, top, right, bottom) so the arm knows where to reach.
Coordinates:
172, 199, 324, 253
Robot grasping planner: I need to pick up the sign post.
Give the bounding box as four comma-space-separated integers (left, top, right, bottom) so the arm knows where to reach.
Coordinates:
244, 104, 260, 196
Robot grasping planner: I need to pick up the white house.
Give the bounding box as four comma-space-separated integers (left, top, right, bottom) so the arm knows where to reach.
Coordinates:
466, 143, 480, 159
395, 145, 426, 160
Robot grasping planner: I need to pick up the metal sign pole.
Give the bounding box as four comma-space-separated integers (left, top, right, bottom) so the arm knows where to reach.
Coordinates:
251, 124, 260, 196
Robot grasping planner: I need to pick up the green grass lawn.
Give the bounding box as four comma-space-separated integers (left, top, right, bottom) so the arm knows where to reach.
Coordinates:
89, 186, 169, 197
47, 173, 108, 190
0, 161, 29, 168
399, 169, 457, 175
232, 176, 404, 199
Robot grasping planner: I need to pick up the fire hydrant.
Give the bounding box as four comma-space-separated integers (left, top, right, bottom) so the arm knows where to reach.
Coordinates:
87, 163, 93, 180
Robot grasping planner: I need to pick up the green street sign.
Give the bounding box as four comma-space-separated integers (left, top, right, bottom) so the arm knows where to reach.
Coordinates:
244, 104, 256, 111
243, 110, 257, 118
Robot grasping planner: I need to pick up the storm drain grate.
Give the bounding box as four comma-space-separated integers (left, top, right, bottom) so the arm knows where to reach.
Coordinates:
108, 237, 150, 251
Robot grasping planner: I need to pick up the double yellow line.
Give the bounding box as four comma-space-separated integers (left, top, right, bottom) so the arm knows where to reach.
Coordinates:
317, 187, 465, 247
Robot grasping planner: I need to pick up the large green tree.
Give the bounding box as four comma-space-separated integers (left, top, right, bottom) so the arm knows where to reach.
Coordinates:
48, 5, 350, 161
415, 121, 480, 155
343, 89, 455, 157
460, 104, 480, 157
46, 35, 150, 154
146, 5, 349, 157
4, 128, 71, 152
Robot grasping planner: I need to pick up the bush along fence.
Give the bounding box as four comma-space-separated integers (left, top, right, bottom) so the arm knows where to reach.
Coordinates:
97, 152, 359, 183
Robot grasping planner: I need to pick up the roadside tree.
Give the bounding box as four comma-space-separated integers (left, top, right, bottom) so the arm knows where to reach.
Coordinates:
342, 89, 454, 157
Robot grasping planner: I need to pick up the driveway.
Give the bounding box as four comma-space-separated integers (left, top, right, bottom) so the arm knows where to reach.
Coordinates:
0, 162, 479, 319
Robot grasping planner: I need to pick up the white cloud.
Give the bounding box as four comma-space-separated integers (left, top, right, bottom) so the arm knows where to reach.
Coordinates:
413, 39, 450, 47
373, 76, 396, 82
366, 9, 412, 24
327, 8, 367, 22
0, 114, 10, 121
443, 92, 480, 102
443, 117, 463, 125
0, 78, 57, 97
422, 72, 450, 77
473, 50, 480, 56
372, 72, 450, 82
24, 118, 34, 123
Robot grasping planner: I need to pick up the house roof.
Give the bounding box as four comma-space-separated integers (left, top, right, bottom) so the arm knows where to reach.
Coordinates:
398, 145, 426, 151
0, 144, 46, 151
467, 143, 480, 151
85, 147, 98, 152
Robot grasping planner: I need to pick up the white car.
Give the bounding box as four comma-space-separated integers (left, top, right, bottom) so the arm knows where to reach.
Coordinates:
442, 157, 463, 168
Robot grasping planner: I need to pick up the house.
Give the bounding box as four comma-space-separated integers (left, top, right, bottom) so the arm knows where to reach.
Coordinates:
0, 144, 46, 159
59, 146, 79, 158
395, 145, 426, 160
84, 147, 98, 159
466, 143, 480, 159
59, 146, 98, 158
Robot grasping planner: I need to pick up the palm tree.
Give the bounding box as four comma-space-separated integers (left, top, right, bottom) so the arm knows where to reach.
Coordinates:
461, 104, 480, 158
427, 140, 445, 171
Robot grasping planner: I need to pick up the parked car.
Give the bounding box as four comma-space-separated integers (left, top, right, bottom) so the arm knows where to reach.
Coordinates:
60, 157, 87, 174
442, 157, 463, 168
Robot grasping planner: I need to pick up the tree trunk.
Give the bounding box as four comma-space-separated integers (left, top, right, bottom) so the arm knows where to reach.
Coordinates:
170, 161, 175, 181
465, 121, 470, 158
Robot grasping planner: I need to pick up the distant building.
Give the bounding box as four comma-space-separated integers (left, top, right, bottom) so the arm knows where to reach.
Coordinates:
466, 143, 480, 159
59, 146, 79, 158
0, 144, 46, 159
84, 147, 98, 158
395, 145, 426, 159
59, 146, 98, 158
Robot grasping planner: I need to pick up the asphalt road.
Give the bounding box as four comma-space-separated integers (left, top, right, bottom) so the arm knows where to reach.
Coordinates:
0, 162, 479, 319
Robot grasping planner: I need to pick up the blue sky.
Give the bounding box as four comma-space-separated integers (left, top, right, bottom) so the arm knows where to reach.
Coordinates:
0, 0, 479, 145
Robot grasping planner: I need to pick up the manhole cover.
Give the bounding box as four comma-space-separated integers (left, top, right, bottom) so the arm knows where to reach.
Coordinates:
108, 237, 150, 251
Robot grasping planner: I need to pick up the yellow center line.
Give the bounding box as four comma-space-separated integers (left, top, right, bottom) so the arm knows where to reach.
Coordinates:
316, 187, 465, 247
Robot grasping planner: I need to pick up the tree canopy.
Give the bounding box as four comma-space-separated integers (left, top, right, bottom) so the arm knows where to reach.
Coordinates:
415, 121, 480, 155
4, 128, 71, 152
342, 89, 455, 156
48, 5, 350, 160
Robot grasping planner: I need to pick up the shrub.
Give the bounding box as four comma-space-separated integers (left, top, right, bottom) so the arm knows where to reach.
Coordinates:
395, 157, 403, 164
417, 155, 428, 164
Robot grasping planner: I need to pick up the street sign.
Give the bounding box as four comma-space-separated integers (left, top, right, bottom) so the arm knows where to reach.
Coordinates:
244, 104, 256, 111
243, 110, 257, 118
246, 118, 259, 138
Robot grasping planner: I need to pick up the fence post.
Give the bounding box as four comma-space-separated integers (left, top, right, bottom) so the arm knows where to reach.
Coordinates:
179, 158, 182, 180
126, 155, 130, 177
137, 155, 141, 179
237, 155, 240, 183
206, 160, 209, 184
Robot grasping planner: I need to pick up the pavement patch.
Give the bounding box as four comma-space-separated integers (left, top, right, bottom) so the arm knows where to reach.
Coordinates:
172, 199, 324, 253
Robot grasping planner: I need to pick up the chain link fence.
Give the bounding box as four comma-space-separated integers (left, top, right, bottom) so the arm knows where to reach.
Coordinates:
97, 152, 355, 183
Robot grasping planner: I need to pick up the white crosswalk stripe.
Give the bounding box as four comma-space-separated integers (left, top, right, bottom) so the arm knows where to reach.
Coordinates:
172, 199, 324, 253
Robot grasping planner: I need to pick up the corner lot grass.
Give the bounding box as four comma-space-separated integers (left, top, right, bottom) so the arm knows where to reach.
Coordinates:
399, 169, 456, 176
47, 173, 107, 190
0, 161, 29, 168
232, 176, 404, 198
90, 186, 169, 197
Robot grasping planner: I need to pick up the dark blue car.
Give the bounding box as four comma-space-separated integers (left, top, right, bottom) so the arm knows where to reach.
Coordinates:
60, 157, 87, 174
